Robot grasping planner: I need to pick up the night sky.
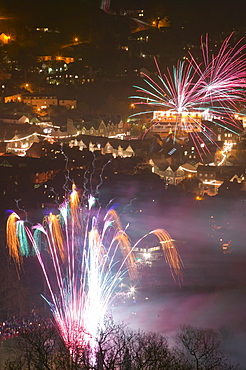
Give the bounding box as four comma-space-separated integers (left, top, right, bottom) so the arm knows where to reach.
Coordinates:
2, 0, 246, 35
1, 0, 246, 366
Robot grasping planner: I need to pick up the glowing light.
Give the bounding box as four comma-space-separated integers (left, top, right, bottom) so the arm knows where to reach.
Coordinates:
217, 142, 234, 166
6, 189, 183, 355
130, 33, 246, 159
143, 251, 151, 260
2, 132, 80, 143
195, 196, 203, 201
6, 212, 21, 266
179, 166, 197, 173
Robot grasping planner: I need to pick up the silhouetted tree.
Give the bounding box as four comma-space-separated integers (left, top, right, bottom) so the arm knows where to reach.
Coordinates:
3, 321, 241, 370
175, 325, 239, 370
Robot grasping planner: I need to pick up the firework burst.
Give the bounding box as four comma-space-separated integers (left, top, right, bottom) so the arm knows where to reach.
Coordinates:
6, 186, 183, 354
130, 33, 246, 158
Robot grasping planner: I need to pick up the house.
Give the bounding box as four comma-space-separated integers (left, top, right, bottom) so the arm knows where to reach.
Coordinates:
5, 132, 40, 156
4, 93, 22, 103
58, 98, 77, 109
69, 115, 124, 137
0, 113, 29, 125
197, 165, 246, 196
22, 94, 58, 110
26, 134, 139, 160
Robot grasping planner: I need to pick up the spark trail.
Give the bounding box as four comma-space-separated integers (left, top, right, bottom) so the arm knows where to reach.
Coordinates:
6, 186, 183, 354
130, 33, 246, 157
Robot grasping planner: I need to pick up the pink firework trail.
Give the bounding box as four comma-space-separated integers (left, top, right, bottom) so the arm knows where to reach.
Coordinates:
130, 33, 246, 157
6, 186, 183, 354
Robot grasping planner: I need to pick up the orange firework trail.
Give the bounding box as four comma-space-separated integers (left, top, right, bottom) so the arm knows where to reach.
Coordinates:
6, 188, 183, 354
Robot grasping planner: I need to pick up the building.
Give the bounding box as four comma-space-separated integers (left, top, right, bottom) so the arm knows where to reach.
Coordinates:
4, 93, 22, 103
22, 95, 58, 110
0, 113, 29, 125
68, 115, 124, 137
5, 132, 40, 156
59, 99, 77, 109
21, 94, 77, 110
197, 165, 246, 196
37, 55, 74, 64
150, 110, 207, 139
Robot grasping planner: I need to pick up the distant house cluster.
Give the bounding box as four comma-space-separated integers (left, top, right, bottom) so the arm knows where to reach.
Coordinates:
1, 93, 246, 199
3, 93, 77, 110
26, 135, 141, 159
0, 111, 131, 158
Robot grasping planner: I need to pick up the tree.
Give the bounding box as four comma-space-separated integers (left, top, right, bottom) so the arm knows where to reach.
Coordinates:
175, 325, 239, 370
95, 319, 181, 370
4, 321, 93, 370
12, 324, 58, 370
3, 321, 241, 370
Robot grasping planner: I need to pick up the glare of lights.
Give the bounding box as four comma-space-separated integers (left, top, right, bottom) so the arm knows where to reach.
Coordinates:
88, 195, 96, 210
195, 196, 203, 201
129, 33, 246, 159
6, 189, 183, 355
179, 166, 197, 173
217, 142, 234, 166
143, 251, 151, 260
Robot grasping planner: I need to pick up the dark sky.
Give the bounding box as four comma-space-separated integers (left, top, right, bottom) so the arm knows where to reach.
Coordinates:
2, 0, 246, 35
1, 0, 246, 72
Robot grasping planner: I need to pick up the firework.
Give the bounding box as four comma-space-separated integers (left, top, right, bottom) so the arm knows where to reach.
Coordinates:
6, 186, 183, 353
130, 33, 246, 158
100, 0, 115, 15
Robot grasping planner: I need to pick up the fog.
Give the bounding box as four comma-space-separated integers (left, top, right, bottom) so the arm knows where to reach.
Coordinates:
111, 197, 246, 367
112, 287, 246, 366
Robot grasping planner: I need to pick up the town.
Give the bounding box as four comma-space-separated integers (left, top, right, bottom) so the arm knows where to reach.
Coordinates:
0, 1, 246, 369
